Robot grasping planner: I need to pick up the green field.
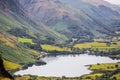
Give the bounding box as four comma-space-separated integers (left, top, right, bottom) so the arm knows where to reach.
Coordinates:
74, 42, 120, 50
0, 12, 21, 31
89, 63, 120, 71
18, 38, 34, 44
3, 59, 21, 70
81, 73, 103, 80
0, 39, 36, 64
41, 44, 72, 52
74, 42, 106, 49
81, 62, 120, 80
111, 73, 120, 80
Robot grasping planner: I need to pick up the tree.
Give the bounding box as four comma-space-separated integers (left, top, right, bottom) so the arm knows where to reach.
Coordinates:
115, 64, 118, 68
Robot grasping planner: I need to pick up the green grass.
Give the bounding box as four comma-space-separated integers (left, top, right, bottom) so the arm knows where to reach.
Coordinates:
89, 63, 120, 71
81, 62, 120, 80
41, 44, 72, 52
81, 73, 103, 80
3, 59, 21, 70
0, 12, 22, 31
18, 38, 34, 44
36, 77, 59, 80
74, 42, 106, 49
92, 46, 119, 51
0, 10, 69, 45
74, 42, 120, 50
111, 73, 120, 80
0, 40, 36, 64
49, 21, 70, 32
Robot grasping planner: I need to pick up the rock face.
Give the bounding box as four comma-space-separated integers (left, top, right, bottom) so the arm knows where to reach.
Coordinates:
0, 56, 13, 79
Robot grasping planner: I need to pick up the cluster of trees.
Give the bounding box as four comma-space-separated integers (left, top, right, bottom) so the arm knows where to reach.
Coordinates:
98, 69, 120, 80
8, 28, 57, 52
23, 43, 42, 51
93, 49, 120, 59
8, 28, 34, 38
34, 33, 55, 44
68, 25, 94, 39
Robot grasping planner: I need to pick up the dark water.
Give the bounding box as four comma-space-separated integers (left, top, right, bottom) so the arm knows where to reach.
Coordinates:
15, 54, 120, 77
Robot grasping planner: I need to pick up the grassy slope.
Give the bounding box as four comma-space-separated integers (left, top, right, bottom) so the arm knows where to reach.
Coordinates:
81, 62, 120, 80
0, 9, 68, 78
81, 73, 103, 80
0, 12, 21, 31
0, 14, 37, 64
0, 11, 67, 44
74, 42, 120, 50
18, 38, 34, 44
3, 59, 21, 70
111, 73, 120, 80
0, 7, 68, 64
0, 38, 36, 64
89, 63, 120, 71
41, 44, 72, 52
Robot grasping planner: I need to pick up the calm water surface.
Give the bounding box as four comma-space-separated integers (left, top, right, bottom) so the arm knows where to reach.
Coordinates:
15, 54, 120, 77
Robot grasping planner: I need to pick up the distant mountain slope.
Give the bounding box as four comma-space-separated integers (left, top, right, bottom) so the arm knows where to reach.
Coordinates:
19, 0, 120, 39
0, 0, 67, 44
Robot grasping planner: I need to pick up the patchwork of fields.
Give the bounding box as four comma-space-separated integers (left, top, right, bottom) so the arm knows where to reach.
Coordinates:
74, 42, 120, 50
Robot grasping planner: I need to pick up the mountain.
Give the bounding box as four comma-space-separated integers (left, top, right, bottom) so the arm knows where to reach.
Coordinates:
0, 0, 120, 63
19, 0, 120, 39
0, 0, 120, 79
0, 0, 67, 44
0, 0, 68, 67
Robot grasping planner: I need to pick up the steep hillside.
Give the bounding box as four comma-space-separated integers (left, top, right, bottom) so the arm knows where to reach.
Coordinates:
19, 0, 120, 39
0, 0, 23, 14
19, 0, 91, 39
0, 55, 13, 79
0, 0, 63, 76
0, 0, 120, 79
0, 0, 120, 65
0, 0, 67, 44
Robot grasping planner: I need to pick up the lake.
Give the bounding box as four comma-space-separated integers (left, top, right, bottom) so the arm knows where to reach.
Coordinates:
14, 54, 120, 77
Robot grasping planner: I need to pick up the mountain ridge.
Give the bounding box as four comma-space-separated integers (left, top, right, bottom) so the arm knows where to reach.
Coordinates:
0, 0, 67, 44
19, 0, 120, 39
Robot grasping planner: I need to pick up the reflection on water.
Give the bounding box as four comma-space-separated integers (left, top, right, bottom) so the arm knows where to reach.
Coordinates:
14, 54, 120, 77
